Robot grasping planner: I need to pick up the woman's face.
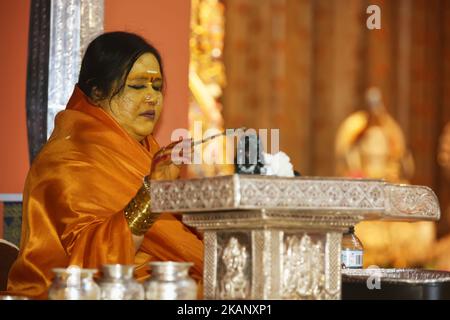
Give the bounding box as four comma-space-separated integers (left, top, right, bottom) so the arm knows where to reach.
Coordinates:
101, 53, 164, 142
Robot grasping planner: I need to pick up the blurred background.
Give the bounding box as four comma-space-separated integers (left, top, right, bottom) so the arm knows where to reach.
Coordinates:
0, 0, 449, 270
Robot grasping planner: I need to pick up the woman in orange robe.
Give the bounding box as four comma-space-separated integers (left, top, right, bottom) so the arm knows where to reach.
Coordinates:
5, 32, 203, 299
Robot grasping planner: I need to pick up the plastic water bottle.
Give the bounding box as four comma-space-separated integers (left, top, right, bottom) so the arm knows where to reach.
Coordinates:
341, 226, 364, 269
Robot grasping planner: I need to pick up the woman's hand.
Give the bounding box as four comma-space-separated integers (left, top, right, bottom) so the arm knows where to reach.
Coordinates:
128, 138, 192, 250
150, 138, 192, 180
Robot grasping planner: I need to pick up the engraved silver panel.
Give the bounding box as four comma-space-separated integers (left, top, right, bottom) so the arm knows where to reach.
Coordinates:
80, 0, 104, 57
183, 210, 361, 231
252, 230, 265, 298
152, 175, 440, 221
200, 228, 343, 300
47, 0, 104, 137
281, 233, 326, 299
325, 232, 342, 300
174, 176, 440, 300
216, 232, 251, 299
268, 230, 282, 299
203, 231, 217, 299
384, 184, 440, 220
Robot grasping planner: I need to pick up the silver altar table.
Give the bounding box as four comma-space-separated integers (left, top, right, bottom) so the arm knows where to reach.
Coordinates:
151, 175, 440, 300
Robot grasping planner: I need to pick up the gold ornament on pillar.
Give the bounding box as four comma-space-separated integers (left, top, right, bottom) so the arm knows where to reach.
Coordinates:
188, 0, 234, 177
431, 123, 450, 270
438, 123, 450, 179
335, 87, 436, 268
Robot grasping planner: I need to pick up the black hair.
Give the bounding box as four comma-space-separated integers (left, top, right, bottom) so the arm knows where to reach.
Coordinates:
78, 31, 164, 101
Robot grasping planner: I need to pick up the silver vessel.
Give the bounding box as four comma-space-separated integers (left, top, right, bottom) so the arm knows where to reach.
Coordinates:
145, 262, 197, 300
48, 266, 100, 300
98, 264, 144, 300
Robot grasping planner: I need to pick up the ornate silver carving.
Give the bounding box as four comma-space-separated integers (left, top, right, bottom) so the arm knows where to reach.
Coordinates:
48, 0, 81, 138
153, 175, 440, 221
251, 231, 265, 298
200, 229, 343, 300
80, 0, 104, 57
152, 175, 236, 212
219, 237, 249, 299
203, 232, 217, 299
325, 232, 341, 300
175, 176, 440, 300
267, 231, 282, 299
282, 234, 326, 299
47, 0, 104, 138
385, 185, 440, 220
183, 210, 360, 230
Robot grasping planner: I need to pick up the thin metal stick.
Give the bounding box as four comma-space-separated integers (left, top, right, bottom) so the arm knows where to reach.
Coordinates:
191, 126, 247, 146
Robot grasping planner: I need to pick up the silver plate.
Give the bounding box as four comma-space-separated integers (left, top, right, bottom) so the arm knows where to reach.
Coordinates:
342, 269, 450, 284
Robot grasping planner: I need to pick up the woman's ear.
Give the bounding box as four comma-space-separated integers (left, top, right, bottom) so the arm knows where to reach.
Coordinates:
90, 86, 104, 102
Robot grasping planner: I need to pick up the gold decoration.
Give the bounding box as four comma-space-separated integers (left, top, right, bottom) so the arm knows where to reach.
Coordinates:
335, 87, 414, 182
188, 0, 234, 177
124, 178, 157, 236
431, 123, 450, 270
438, 123, 450, 178
335, 87, 436, 268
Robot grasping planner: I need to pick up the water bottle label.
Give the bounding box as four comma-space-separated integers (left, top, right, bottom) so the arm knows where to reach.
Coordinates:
341, 250, 363, 268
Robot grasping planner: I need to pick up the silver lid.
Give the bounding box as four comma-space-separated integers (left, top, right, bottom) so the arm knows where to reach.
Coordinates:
0, 295, 29, 300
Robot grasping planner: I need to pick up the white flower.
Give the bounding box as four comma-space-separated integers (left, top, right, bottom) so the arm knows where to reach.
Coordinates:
262, 151, 295, 177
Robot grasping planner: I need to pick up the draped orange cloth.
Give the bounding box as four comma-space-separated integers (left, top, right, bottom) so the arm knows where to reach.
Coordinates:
5, 86, 203, 299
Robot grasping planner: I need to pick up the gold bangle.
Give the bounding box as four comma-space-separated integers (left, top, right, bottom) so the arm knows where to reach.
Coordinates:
124, 177, 157, 236
143, 175, 151, 192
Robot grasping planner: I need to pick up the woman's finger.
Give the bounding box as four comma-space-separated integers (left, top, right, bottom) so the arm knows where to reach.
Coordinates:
162, 138, 190, 151
153, 154, 171, 166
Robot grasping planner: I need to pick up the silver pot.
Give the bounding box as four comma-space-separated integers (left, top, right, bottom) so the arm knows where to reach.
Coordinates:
145, 261, 197, 300
48, 266, 100, 300
98, 264, 144, 300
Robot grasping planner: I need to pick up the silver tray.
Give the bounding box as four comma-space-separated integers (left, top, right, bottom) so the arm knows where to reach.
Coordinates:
342, 269, 450, 284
